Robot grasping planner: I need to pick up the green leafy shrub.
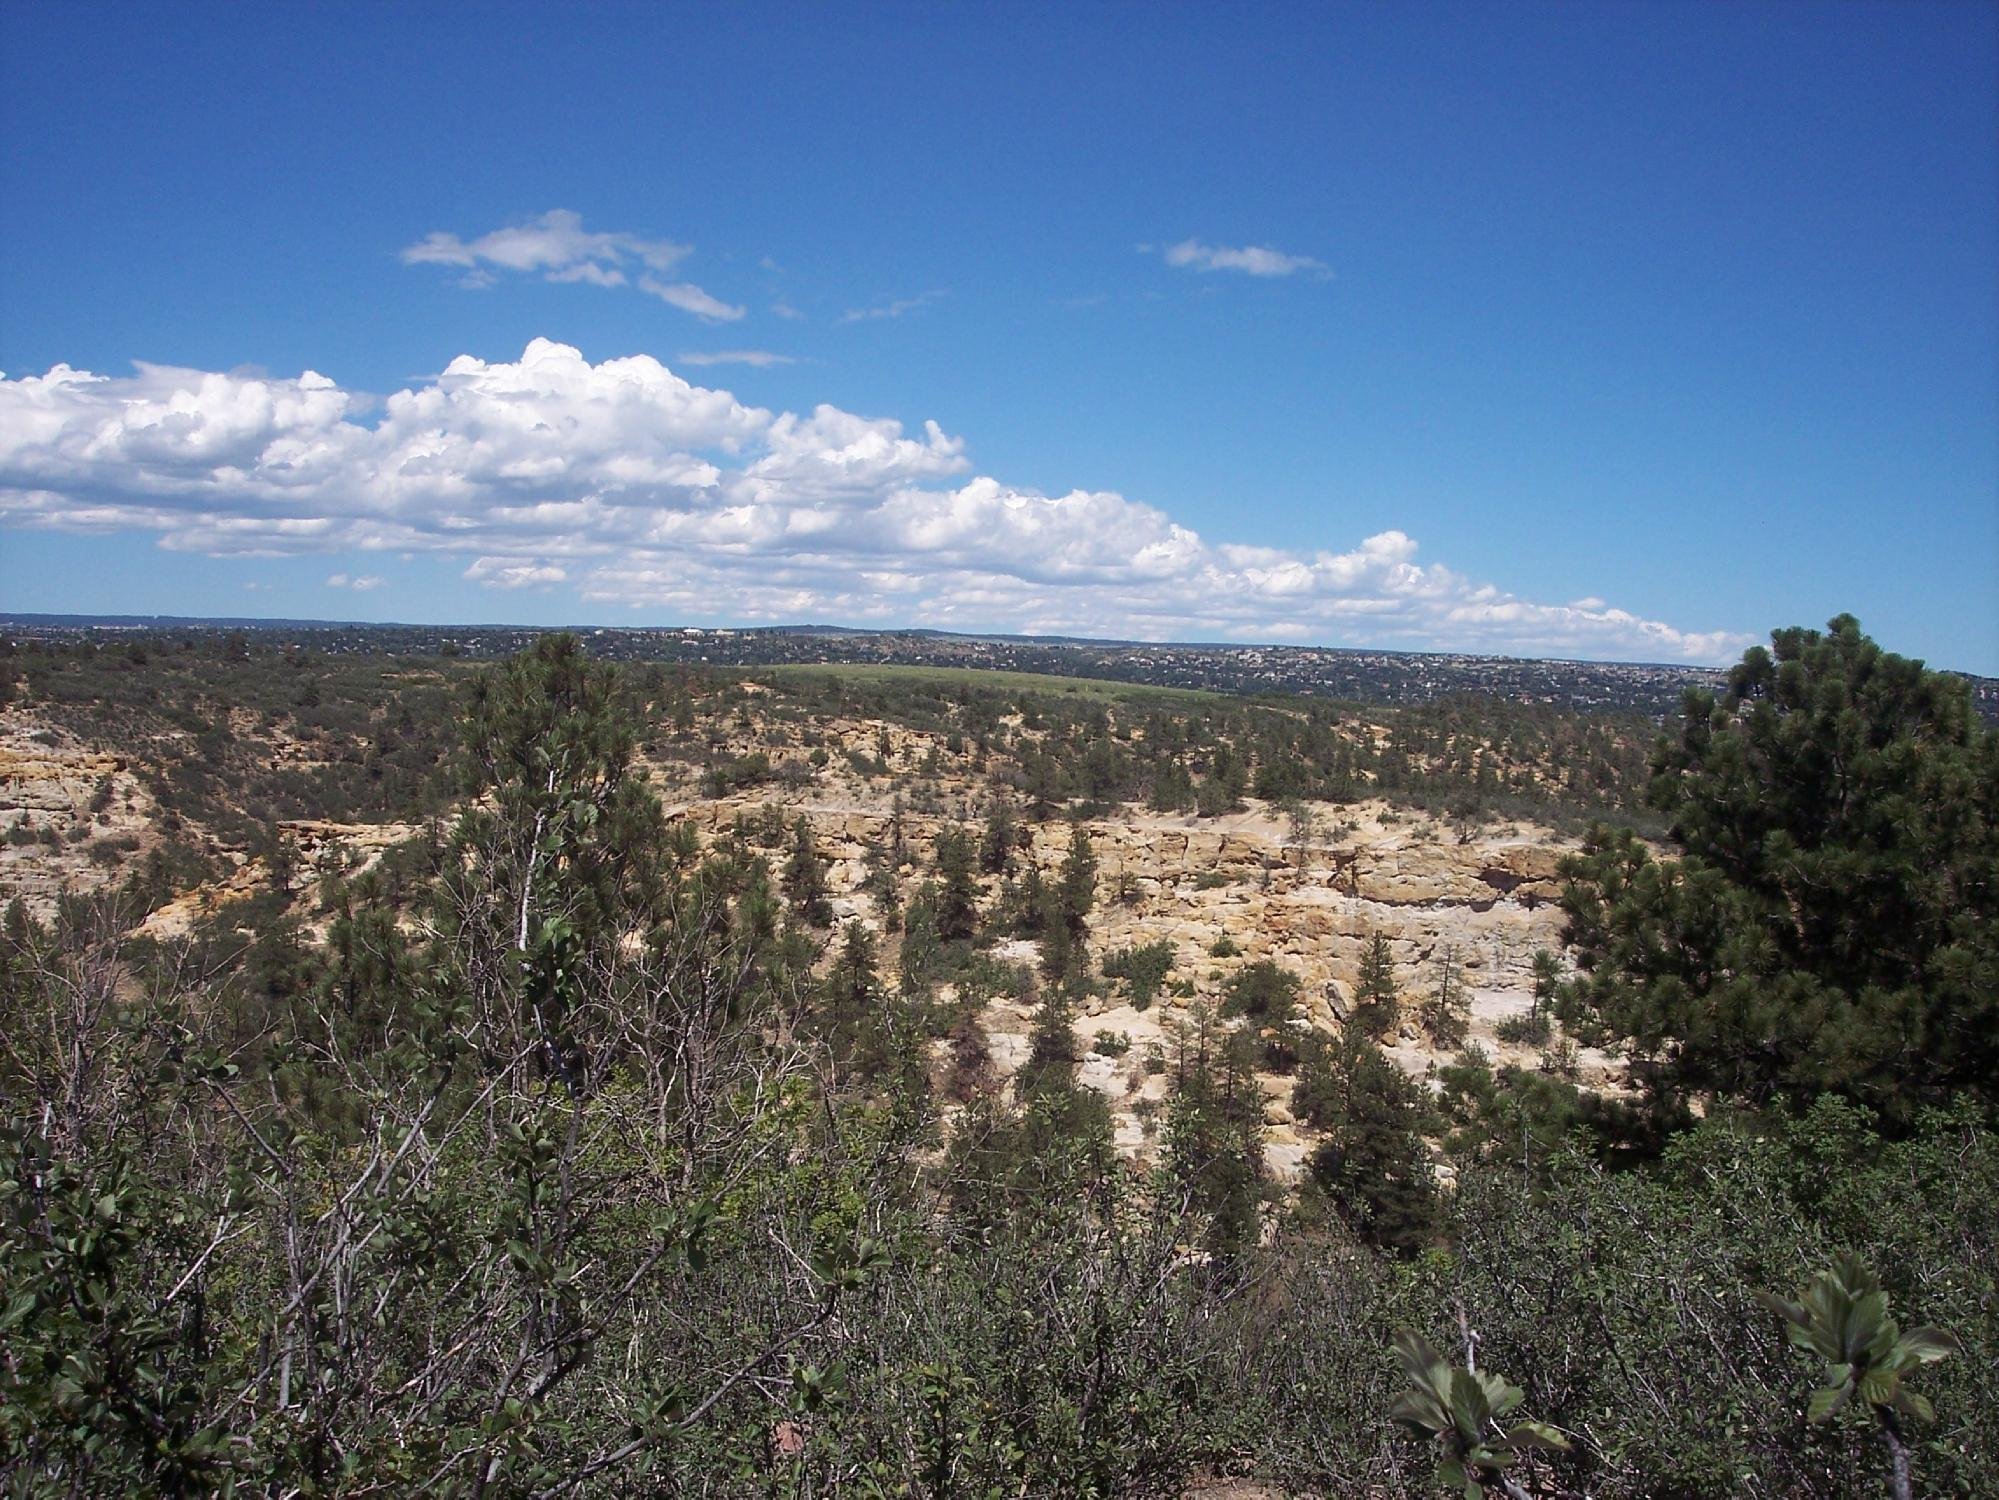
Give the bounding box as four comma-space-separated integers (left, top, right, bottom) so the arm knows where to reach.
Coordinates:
1103, 939, 1175, 1009
1493, 1011, 1552, 1047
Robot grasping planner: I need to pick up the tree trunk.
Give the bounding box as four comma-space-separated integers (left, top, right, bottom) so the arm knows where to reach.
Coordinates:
1880, 1411, 1913, 1500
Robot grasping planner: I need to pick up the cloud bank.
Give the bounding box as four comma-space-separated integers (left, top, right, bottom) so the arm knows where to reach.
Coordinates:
0, 340, 1747, 661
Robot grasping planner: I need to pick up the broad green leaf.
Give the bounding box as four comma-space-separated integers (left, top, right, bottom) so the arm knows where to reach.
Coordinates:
1449, 1367, 1492, 1441
1504, 1419, 1570, 1451
1892, 1389, 1935, 1425
1856, 1366, 1899, 1407
1897, 1326, 1959, 1364
1479, 1372, 1523, 1418
1752, 1289, 1807, 1327
1393, 1330, 1443, 1381
1391, 1389, 1450, 1435
1806, 1384, 1850, 1423
1848, 1289, 1890, 1358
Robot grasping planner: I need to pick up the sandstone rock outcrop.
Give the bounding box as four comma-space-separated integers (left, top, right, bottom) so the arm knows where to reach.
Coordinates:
0, 716, 157, 919
0, 689, 1616, 1188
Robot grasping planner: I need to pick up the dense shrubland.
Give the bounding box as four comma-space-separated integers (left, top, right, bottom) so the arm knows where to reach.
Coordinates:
1, 618, 1994, 1495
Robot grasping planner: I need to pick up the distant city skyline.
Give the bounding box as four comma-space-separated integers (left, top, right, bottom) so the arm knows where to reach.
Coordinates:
2, 2, 1994, 671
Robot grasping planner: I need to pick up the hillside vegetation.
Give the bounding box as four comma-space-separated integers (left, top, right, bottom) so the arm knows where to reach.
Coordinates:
0, 616, 1993, 1496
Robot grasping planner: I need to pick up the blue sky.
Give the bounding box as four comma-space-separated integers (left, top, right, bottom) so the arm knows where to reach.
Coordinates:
2, 2, 1994, 670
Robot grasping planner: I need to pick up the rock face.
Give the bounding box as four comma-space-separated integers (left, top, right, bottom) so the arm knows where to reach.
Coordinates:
0, 715, 158, 919
672, 794, 1567, 1000
133, 856, 268, 941
279, 819, 428, 880
665, 766, 1599, 1183
126, 822, 429, 941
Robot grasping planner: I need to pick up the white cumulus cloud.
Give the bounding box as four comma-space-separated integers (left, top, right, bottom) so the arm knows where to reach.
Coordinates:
0, 340, 1748, 662
325, 572, 386, 591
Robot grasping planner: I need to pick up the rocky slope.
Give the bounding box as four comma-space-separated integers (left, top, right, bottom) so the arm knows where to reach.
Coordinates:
639, 693, 1610, 1180
0, 712, 159, 919
1, 686, 1610, 1183
667, 786, 1591, 1179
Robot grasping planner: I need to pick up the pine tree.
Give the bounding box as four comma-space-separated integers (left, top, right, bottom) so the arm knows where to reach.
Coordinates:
978, 798, 1017, 875
1195, 775, 1235, 819
1007, 986, 1116, 1197
1103, 940, 1175, 1010
1559, 615, 1999, 1121
1038, 889, 1075, 981
862, 827, 902, 932
899, 882, 943, 997
1021, 987, 1080, 1095
1034, 829, 1097, 981
1164, 1007, 1267, 1253
1014, 862, 1047, 936
1420, 942, 1469, 1047
444, 632, 667, 1086
1022, 749, 1067, 816
1293, 1030, 1437, 1254
933, 824, 980, 941
1222, 959, 1300, 1025
1353, 933, 1399, 1039
1057, 828, 1097, 939
824, 920, 925, 1099
1207, 743, 1249, 812
782, 815, 833, 927
1149, 758, 1194, 813
1529, 949, 1559, 1023
825, 920, 881, 1038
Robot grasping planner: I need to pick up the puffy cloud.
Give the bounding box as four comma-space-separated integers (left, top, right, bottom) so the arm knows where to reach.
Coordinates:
406, 210, 741, 319
1158, 238, 1328, 278
741, 406, 968, 505
0, 340, 1749, 662
326, 572, 386, 591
